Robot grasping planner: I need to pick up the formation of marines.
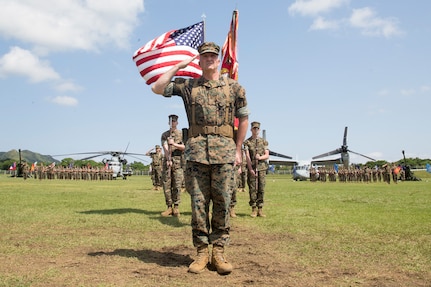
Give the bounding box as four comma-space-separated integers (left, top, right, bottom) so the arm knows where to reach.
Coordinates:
23, 163, 115, 180
310, 163, 406, 183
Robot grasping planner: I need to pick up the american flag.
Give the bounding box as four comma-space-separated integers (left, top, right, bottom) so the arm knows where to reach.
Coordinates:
133, 21, 204, 85
9, 162, 16, 171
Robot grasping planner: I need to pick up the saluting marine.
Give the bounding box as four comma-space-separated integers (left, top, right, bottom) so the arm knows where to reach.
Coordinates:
151, 42, 249, 275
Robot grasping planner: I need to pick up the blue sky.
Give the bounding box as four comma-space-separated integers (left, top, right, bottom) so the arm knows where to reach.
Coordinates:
1, 0, 430, 164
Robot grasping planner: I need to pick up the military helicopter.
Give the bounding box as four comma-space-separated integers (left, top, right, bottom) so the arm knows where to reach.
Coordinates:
312, 126, 375, 167
53, 149, 148, 180
268, 127, 376, 180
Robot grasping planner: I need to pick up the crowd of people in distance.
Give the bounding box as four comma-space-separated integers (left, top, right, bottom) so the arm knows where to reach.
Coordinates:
20, 162, 115, 181
310, 163, 407, 184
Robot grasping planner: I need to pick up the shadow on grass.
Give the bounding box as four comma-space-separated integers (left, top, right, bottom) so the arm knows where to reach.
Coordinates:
78, 208, 190, 227
79, 208, 156, 215
88, 248, 193, 267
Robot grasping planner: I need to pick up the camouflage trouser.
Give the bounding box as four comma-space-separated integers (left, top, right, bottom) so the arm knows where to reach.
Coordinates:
247, 170, 266, 208
152, 166, 162, 187
162, 157, 183, 206
238, 168, 247, 189
230, 165, 239, 207
185, 161, 232, 247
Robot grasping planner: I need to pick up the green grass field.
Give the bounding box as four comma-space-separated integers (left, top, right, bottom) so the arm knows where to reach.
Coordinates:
0, 171, 430, 286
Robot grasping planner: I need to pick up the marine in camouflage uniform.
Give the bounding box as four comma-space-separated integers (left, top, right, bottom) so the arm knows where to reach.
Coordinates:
21, 161, 29, 180
160, 114, 185, 217
244, 121, 269, 218
238, 148, 247, 192
146, 145, 163, 190
151, 42, 249, 275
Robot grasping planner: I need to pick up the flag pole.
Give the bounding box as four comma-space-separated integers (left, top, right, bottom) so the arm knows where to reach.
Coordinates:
201, 13, 206, 42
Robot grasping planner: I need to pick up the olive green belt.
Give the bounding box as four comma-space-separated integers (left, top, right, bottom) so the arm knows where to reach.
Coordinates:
189, 125, 233, 138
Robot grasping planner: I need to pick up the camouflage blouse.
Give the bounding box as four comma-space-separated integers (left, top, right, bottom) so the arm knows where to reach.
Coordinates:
243, 137, 269, 172
163, 76, 249, 165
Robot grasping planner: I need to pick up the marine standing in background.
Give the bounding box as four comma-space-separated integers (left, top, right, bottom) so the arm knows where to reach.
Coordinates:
160, 114, 185, 217
21, 161, 29, 180
382, 163, 391, 184
151, 42, 249, 275
146, 145, 163, 190
244, 121, 269, 218
238, 148, 247, 192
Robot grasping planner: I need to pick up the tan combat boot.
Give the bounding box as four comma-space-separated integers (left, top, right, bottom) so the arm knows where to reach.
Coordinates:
211, 245, 233, 275
188, 245, 209, 274
172, 204, 180, 217
250, 206, 257, 218
161, 205, 172, 217
257, 207, 266, 217
229, 206, 237, 218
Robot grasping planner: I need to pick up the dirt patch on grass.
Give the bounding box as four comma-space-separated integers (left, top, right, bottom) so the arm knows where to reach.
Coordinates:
1, 223, 429, 287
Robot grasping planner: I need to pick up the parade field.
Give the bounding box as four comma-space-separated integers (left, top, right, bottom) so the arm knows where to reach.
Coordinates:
1, 172, 430, 287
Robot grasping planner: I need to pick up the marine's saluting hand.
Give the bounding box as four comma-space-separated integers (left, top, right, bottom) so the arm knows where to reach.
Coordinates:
176, 55, 198, 69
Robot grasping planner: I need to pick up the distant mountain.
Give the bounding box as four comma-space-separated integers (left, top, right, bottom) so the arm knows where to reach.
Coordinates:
0, 149, 59, 164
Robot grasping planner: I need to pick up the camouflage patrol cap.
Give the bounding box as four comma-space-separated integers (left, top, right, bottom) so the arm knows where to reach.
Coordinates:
251, 121, 261, 129
198, 42, 220, 55
168, 114, 178, 121
155, 145, 161, 149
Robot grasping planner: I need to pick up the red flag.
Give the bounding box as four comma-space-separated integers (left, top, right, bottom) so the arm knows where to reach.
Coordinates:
221, 10, 239, 80
133, 21, 204, 85
222, 10, 239, 129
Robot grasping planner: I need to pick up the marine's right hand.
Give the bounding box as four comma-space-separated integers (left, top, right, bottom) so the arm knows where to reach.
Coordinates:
176, 55, 198, 69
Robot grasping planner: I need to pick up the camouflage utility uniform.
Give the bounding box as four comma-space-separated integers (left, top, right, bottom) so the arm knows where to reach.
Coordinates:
244, 136, 269, 209
149, 148, 163, 189
161, 129, 184, 208
163, 76, 248, 248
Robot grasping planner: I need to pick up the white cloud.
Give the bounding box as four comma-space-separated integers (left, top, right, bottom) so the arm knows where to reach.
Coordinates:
288, 0, 348, 16
420, 85, 430, 93
310, 16, 340, 30
377, 89, 390, 97
0, 46, 60, 82
400, 85, 431, 97
288, 1, 403, 38
400, 89, 415, 97
50, 95, 78, 106
0, 0, 144, 52
349, 7, 402, 38
54, 81, 82, 92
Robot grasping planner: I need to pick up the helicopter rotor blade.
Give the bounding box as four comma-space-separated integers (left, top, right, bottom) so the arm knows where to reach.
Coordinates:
122, 152, 148, 156
54, 150, 149, 163
126, 154, 149, 163
347, 149, 376, 161
343, 126, 348, 147
80, 154, 110, 161
53, 152, 109, 157
269, 150, 292, 159
312, 148, 342, 159
121, 142, 130, 160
